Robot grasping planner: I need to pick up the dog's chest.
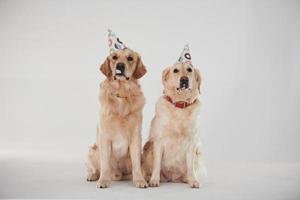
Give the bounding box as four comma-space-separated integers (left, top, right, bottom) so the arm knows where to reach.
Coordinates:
112, 133, 128, 159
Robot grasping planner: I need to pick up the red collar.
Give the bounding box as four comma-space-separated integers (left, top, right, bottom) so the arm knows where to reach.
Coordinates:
164, 95, 196, 109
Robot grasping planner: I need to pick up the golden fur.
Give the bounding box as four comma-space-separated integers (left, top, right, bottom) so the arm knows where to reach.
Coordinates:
86, 48, 148, 188
142, 63, 205, 188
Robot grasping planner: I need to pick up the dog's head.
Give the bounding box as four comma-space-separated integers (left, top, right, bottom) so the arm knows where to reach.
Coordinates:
100, 48, 147, 80
162, 62, 201, 96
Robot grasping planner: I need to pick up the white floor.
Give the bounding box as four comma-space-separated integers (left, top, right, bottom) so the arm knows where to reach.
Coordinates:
0, 155, 299, 200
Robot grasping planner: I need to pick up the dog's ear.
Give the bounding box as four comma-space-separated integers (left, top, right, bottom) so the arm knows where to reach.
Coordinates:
162, 67, 171, 94
100, 57, 112, 78
194, 68, 201, 93
162, 67, 170, 82
133, 54, 147, 79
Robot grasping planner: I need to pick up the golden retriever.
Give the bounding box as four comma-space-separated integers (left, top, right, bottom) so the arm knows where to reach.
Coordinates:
86, 48, 148, 188
142, 62, 205, 188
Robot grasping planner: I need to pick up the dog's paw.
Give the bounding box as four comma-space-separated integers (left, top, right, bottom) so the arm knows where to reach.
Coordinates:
96, 179, 111, 188
86, 173, 99, 182
188, 179, 202, 188
149, 178, 160, 187
133, 178, 148, 188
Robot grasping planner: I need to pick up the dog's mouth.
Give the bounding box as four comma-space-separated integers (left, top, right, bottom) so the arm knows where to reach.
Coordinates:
114, 73, 130, 80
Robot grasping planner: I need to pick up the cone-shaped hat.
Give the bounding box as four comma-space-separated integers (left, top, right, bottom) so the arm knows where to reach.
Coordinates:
177, 44, 192, 64
108, 29, 127, 53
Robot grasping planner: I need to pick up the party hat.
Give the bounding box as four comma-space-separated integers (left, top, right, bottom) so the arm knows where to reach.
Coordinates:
108, 29, 127, 53
177, 44, 192, 64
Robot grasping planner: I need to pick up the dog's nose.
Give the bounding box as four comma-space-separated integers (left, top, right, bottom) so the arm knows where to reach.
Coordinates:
180, 76, 189, 89
116, 62, 125, 75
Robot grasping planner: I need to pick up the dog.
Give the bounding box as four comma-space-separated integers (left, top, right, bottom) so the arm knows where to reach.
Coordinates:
86, 47, 148, 188
142, 61, 205, 188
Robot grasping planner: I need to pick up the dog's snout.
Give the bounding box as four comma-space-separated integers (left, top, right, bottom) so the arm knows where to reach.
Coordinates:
116, 62, 125, 75
116, 62, 125, 70
180, 76, 189, 89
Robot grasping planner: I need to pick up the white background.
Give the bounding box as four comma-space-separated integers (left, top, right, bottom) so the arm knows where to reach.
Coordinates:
0, 0, 300, 199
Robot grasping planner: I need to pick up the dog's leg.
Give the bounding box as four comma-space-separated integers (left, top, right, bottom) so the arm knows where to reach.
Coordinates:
141, 141, 153, 182
186, 144, 201, 188
149, 140, 162, 187
130, 133, 148, 188
86, 144, 100, 181
96, 136, 112, 188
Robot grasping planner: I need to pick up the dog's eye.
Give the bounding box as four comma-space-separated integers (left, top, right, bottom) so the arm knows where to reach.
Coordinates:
127, 56, 133, 61
112, 55, 118, 60
187, 68, 193, 72
173, 69, 179, 73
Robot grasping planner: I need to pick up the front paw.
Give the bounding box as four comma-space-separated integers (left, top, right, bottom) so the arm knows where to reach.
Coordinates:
86, 173, 99, 182
188, 179, 202, 188
149, 178, 160, 187
96, 179, 111, 188
133, 178, 148, 188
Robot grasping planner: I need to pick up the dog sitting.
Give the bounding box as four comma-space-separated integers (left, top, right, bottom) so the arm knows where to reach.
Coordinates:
142, 45, 205, 188
86, 30, 148, 188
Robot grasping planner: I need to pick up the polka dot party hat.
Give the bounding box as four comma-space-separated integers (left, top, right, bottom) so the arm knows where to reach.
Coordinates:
108, 29, 127, 53
177, 44, 192, 64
